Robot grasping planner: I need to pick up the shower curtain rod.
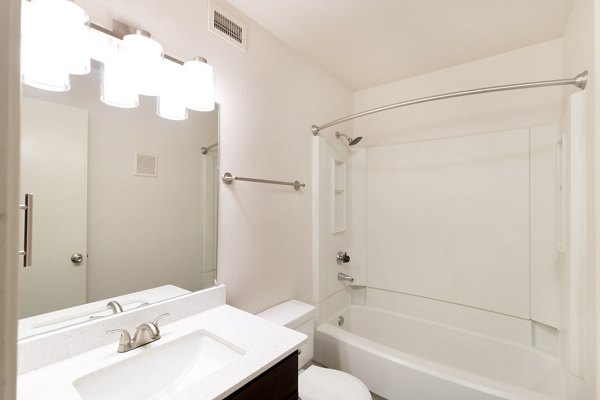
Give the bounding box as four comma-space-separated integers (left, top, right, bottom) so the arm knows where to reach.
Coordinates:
311, 71, 588, 136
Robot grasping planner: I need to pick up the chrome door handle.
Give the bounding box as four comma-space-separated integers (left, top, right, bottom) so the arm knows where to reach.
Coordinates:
19, 193, 33, 268
71, 253, 84, 264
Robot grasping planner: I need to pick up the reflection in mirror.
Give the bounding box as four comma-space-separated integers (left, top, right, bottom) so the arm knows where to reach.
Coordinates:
18, 61, 219, 339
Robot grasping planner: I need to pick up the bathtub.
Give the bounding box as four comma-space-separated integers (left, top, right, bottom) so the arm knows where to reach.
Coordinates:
314, 305, 566, 400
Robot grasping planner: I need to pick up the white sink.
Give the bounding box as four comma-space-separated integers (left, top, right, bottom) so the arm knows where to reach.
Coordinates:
73, 330, 244, 400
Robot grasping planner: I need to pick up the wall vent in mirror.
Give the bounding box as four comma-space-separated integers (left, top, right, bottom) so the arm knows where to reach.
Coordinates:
134, 152, 158, 177
209, 1, 247, 51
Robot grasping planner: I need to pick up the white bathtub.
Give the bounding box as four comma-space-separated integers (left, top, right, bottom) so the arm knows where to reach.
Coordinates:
314, 306, 566, 400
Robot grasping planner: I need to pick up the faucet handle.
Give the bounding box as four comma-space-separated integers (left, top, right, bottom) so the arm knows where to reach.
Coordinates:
336, 251, 351, 265
152, 313, 170, 328
107, 328, 131, 342
107, 329, 132, 352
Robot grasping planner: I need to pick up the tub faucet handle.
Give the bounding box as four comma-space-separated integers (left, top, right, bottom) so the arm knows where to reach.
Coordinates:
337, 251, 350, 265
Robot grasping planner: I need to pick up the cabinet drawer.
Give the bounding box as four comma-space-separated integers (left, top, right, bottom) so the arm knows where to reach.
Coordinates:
225, 351, 298, 400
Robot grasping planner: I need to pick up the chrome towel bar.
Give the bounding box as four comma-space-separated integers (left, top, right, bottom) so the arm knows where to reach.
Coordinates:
201, 143, 218, 154
222, 172, 306, 191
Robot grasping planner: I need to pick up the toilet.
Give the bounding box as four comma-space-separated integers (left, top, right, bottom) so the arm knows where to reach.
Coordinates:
257, 300, 371, 400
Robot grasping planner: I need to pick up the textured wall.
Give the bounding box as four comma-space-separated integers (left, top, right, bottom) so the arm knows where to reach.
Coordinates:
353, 39, 564, 147
75, 0, 353, 313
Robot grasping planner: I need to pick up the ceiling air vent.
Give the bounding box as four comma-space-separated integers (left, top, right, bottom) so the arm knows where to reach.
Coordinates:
209, 2, 247, 51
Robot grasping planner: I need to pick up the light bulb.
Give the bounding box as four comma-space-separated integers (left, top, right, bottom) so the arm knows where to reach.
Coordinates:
183, 57, 215, 112
157, 60, 188, 121
100, 40, 139, 108
123, 32, 164, 96
68, 16, 91, 75
21, 0, 91, 91
21, 0, 71, 91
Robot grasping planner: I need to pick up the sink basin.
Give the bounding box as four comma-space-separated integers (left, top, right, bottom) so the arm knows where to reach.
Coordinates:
73, 330, 244, 400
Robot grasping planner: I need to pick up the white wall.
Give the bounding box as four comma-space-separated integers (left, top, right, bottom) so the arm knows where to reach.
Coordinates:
354, 39, 564, 147
0, 0, 20, 397
530, 124, 561, 328
313, 136, 368, 304
367, 129, 530, 318
365, 125, 559, 324
75, 0, 353, 313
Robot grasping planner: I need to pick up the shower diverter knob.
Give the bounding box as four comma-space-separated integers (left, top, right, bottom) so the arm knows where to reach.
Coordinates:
336, 251, 350, 265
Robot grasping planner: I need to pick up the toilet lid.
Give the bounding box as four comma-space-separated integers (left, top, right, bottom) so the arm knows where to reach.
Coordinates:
299, 366, 372, 400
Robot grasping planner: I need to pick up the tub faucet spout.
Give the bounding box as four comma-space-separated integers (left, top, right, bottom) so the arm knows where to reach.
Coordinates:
338, 272, 354, 283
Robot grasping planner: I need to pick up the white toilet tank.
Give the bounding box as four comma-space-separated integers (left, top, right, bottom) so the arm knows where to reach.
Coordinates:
257, 300, 316, 368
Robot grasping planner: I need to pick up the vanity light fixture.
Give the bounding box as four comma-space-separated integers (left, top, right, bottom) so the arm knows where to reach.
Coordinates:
20, 0, 91, 91
183, 57, 215, 112
20, 3, 216, 119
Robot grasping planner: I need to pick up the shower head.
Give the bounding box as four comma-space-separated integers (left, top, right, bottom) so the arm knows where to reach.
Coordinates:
335, 132, 363, 146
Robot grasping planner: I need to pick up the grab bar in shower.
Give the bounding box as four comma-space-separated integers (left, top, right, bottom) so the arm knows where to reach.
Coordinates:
222, 172, 306, 191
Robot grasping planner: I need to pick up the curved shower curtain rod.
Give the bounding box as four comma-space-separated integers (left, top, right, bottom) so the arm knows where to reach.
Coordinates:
311, 71, 589, 136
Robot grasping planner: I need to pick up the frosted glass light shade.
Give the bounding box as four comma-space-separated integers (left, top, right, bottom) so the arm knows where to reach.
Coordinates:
21, 0, 70, 91
21, 0, 90, 91
69, 18, 91, 75
183, 58, 215, 112
123, 33, 164, 96
55, 0, 91, 75
157, 61, 188, 121
101, 41, 139, 108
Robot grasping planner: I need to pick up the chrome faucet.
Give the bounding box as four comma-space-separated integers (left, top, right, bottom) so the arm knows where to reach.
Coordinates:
89, 300, 150, 320
107, 313, 169, 353
89, 300, 125, 320
338, 272, 354, 283
107, 300, 124, 314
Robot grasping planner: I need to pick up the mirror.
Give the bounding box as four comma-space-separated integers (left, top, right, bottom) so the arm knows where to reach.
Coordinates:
18, 61, 219, 339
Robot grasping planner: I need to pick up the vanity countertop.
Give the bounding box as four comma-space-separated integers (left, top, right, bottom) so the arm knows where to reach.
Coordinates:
18, 285, 191, 339
17, 304, 307, 399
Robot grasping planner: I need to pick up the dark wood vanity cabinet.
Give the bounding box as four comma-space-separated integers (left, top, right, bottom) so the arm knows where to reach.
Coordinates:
225, 351, 298, 400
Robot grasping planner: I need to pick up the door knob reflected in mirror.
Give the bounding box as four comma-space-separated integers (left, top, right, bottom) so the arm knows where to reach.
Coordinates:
71, 253, 84, 264
336, 251, 350, 265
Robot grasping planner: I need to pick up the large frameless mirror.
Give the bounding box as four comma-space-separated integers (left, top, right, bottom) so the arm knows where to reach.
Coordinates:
18, 60, 219, 339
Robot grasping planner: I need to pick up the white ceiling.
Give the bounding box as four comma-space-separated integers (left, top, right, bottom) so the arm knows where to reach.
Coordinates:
227, 0, 574, 90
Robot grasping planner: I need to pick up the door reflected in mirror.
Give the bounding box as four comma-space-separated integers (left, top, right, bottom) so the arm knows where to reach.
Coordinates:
18, 61, 219, 339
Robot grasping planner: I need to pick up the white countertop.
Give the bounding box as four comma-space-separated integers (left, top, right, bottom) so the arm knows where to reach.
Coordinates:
17, 304, 307, 399
18, 285, 191, 339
